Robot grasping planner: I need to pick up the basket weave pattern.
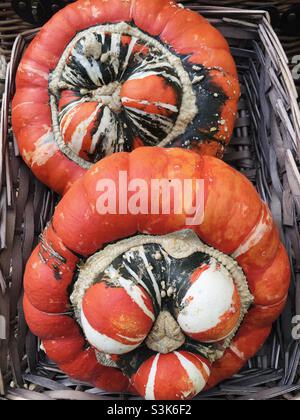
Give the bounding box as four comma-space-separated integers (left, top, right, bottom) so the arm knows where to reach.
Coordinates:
0, 1, 32, 57
183, 1, 300, 99
0, 5, 300, 400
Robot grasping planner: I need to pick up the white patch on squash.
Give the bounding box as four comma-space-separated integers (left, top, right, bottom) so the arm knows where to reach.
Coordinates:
70, 104, 102, 154
174, 351, 209, 398
232, 205, 272, 259
177, 260, 235, 336
144, 354, 160, 400
230, 343, 245, 361
25, 130, 58, 166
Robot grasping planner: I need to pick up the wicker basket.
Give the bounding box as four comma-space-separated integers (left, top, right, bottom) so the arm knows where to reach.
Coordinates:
0, 1, 33, 106
189, 1, 300, 99
0, 1, 32, 58
1, 5, 300, 401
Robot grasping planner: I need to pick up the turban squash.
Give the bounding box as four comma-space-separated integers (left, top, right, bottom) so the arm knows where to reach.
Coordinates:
23, 147, 290, 400
12, 0, 240, 195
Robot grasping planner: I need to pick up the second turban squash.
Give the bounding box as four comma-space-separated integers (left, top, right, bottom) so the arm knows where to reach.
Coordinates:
23, 147, 290, 400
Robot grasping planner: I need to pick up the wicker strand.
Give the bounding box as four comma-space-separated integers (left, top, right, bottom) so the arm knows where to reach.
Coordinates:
0, 2, 32, 58
0, 54, 6, 97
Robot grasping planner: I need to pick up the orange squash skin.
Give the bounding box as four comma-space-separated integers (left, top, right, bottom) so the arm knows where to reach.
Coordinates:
206, 323, 272, 389
82, 282, 155, 349
132, 352, 211, 400
23, 147, 290, 398
12, 0, 240, 195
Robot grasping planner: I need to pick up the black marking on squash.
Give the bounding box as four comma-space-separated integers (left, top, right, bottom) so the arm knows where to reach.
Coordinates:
116, 345, 156, 378
92, 243, 212, 337
38, 232, 67, 281
52, 26, 229, 164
